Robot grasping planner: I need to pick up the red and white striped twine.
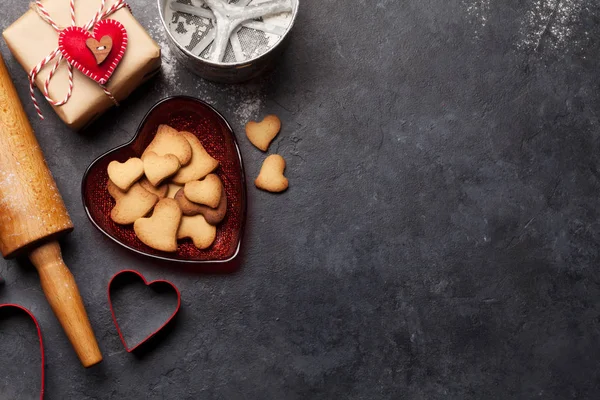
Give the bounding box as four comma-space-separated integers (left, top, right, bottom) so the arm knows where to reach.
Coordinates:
28, 0, 127, 120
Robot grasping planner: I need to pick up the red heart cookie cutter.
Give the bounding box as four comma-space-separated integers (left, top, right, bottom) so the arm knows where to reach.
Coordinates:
0, 304, 45, 399
107, 270, 181, 352
58, 19, 128, 85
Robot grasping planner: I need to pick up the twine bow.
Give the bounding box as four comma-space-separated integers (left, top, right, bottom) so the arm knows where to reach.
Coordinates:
29, 0, 129, 120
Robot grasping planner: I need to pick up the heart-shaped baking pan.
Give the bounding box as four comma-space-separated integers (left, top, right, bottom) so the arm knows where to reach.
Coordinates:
82, 96, 246, 263
108, 270, 181, 352
0, 304, 45, 399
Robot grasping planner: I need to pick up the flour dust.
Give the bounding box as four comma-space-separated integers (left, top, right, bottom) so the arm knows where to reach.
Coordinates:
463, 0, 591, 54
464, 0, 491, 39
517, 0, 589, 53
145, 16, 266, 125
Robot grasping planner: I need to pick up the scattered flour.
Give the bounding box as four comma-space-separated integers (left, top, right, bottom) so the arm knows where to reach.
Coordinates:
147, 16, 179, 86
464, 0, 491, 38
463, 0, 590, 54
144, 13, 265, 125
234, 97, 262, 122
159, 39, 177, 83
517, 0, 589, 53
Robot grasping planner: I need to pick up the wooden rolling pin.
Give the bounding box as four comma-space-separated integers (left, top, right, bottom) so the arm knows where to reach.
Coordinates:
0, 53, 102, 367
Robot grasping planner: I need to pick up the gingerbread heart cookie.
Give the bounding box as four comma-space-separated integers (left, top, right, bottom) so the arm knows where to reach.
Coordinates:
107, 158, 144, 191
177, 214, 217, 249
171, 132, 219, 184
143, 151, 181, 187
108, 181, 159, 225
142, 125, 192, 166
255, 154, 288, 193
245, 115, 281, 152
133, 199, 182, 252
175, 186, 227, 225
183, 174, 222, 208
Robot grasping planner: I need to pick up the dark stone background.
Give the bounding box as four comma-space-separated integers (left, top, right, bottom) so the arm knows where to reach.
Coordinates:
1, 0, 600, 399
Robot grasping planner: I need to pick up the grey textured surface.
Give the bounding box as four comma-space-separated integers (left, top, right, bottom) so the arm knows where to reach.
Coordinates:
1, 0, 600, 399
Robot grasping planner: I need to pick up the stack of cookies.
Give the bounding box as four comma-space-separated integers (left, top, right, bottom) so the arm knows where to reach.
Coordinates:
106, 124, 226, 252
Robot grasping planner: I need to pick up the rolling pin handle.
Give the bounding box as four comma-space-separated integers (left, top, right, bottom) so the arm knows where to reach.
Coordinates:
29, 241, 103, 367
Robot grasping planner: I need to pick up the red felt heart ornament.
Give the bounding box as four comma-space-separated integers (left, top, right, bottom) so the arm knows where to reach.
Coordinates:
58, 19, 128, 85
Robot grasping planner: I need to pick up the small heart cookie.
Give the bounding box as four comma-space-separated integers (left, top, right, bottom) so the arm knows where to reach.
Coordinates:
139, 178, 168, 199
177, 214, 217, 249
107, 158, 144, 191
108, 181, 159, 225
142, 125, 192, 166
184, 174, 222, 208
134, 198, 182, 252
255, 154, 288, 193
143, 151, 181, 186
171, 132, 219, 184
175, 186, 227, 225
246, 115, 281, 152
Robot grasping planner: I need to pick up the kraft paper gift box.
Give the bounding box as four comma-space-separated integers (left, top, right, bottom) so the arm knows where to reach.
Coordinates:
3, 0, 161, 129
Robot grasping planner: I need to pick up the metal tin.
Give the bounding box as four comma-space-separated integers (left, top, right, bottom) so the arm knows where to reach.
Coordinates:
157, 0, 299, 83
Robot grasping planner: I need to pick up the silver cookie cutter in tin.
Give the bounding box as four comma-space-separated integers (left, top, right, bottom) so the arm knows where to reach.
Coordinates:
158, 0, 299, 83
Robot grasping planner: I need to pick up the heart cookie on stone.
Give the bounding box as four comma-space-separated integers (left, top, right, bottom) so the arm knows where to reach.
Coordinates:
171, 132, 219, 184
245, 114, 281, 152
142, 125, 192, 166
255, 154, 288, 193
143, 151, 181, 186
108, 181, 159, 225
184, 174, 222, 208
107, 158, 144, 191
177, 214, 217, 249
134, 198, 182, 252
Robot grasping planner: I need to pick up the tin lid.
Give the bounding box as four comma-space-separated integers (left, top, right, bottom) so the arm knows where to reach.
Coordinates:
163, 0, 297, 65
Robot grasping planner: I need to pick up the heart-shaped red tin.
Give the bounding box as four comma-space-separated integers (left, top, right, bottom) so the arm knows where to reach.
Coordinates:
58, 19, 128, 85
108, 270, 180, 352
0, 304, 45, 399
82, 96, 246, 263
